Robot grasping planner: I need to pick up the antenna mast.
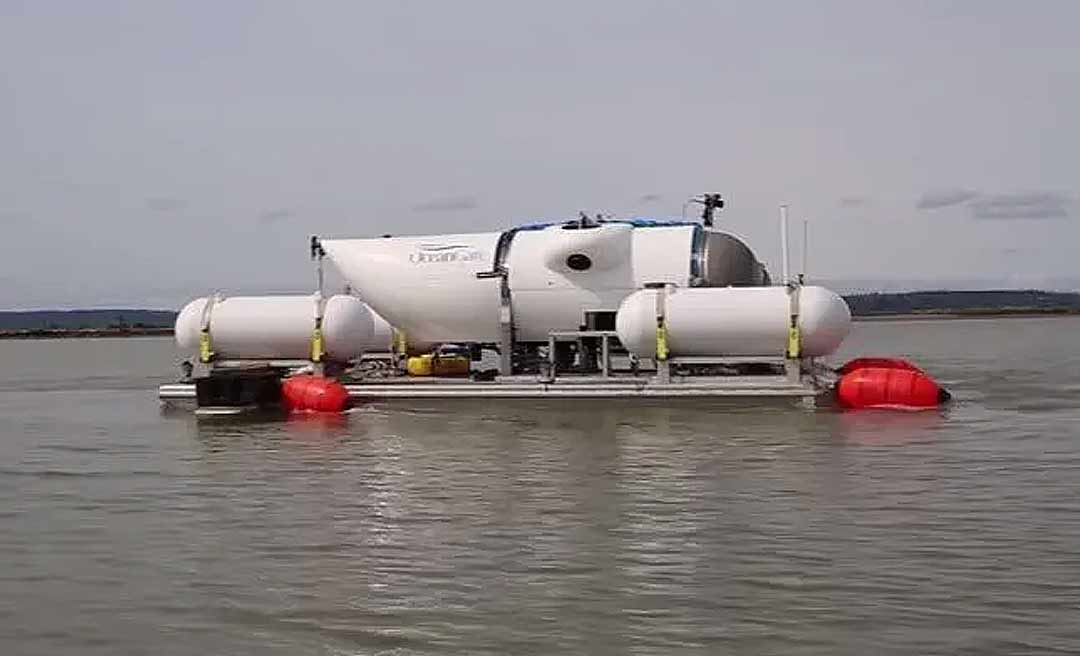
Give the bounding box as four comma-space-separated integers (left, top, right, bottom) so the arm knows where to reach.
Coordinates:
779, 205, 791, 284
685, 193, 725, 227
801, 219, 808, 284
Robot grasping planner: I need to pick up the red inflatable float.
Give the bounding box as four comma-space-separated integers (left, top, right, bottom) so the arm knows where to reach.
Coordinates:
837, 357, 924, 376
281, 375, 349, 413
836, 358, 950, 410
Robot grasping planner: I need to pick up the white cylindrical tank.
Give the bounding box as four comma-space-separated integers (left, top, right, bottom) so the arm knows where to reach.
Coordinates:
369, 309, 395, 352
175, 294, 375, 361
615, 285, 851, 358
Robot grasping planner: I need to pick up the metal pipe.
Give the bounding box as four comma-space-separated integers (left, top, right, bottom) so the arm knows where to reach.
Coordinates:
802, 218, 809, 283
779, 205, 791, 284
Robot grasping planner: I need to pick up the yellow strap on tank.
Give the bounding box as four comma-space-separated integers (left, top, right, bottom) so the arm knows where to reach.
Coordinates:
199, 329, 214, 363
786, 321, 801, 359
310, 326, 324, 362
655, 321, 669, 361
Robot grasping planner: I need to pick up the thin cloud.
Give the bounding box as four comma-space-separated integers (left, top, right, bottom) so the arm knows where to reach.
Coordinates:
838, 196, 869, 208
916, 188, 979, 210
638, 193, 663, 204
146, 197, 187, 212
258, 209, 295, 224
411, 195, 479, 213
970, 192, 1070, 220
0, 211, 28, 223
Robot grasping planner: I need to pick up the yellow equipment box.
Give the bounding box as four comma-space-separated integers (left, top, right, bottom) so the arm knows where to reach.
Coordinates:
406, 354, 471, 377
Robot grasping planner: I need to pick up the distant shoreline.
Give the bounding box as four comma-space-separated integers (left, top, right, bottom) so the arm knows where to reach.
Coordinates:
852, 308, 1080, 321
2, 308, 1079, 340
0, 327, 173, 340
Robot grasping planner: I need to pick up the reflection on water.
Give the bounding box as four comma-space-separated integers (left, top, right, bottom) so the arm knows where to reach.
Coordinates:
2, 320, 1080, 655
831, 408, 948, 446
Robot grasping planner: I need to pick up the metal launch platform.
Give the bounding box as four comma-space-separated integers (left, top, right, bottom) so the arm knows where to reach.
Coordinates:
157, 354, 834, 410
160, 375, 824, 403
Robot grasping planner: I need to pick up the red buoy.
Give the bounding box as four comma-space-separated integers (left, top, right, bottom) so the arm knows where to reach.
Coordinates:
281, 375, 349, 413
837, 366, 949, 410
838, 357, 924, 376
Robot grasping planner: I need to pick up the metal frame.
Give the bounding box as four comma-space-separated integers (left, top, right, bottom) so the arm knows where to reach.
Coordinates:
546, 330, 619, 377
160, 372, 826, 403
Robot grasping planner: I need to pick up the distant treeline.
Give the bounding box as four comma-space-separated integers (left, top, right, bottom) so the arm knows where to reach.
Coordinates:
2, 291, 1080, 335
843, 290, 1080, 316
0, 309, 177, 331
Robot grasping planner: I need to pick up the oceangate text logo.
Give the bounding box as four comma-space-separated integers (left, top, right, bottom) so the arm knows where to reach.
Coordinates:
409, 244, 487, 264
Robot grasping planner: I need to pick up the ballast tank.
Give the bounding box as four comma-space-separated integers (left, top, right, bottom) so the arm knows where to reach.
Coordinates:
175, 294, 376, 361
615, 286, 851, 358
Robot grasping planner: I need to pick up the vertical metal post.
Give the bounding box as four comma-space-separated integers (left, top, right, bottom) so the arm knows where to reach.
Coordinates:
310, 236, 327, 376
392, 329, 407, 372
779, 204, 791, 284
310, 292, 325, 376
316, 254, 324, 295
785, 283, 802, 384
655, 285, 671, 384
497, 274, 514, 376
311, 235, 326, 295
801, 218, 809, 284
777, 207, 800, 383
601, 334, 610, 377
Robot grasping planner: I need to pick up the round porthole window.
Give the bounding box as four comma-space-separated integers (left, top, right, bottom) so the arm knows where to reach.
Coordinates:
566, 253, 592, 271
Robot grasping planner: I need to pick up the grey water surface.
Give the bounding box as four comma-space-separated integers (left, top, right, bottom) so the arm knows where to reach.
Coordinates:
1, 318, 1078, 655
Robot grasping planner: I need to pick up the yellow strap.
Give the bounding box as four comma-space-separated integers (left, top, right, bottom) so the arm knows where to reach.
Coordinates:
199, 330, 214, 363
310, 326, 324, 362
786, 322, 801, 359
655, 322, 669, 361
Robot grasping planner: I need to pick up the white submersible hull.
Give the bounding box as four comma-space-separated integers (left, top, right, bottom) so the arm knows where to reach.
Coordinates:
320, 220, 775, 347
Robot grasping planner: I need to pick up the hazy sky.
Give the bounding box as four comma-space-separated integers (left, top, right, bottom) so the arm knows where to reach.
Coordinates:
3, 1, 1079, 308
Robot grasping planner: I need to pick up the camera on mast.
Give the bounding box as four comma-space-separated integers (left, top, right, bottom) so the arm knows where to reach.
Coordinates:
689, 193, 725, 227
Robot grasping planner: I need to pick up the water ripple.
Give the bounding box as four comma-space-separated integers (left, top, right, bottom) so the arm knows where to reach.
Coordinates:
1, 324, 1079, 654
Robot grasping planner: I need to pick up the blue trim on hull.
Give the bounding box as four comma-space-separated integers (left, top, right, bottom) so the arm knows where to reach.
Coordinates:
512, 217, 698, 231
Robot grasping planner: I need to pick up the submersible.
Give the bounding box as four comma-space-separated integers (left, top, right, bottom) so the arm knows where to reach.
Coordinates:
160, 195, 947, 413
